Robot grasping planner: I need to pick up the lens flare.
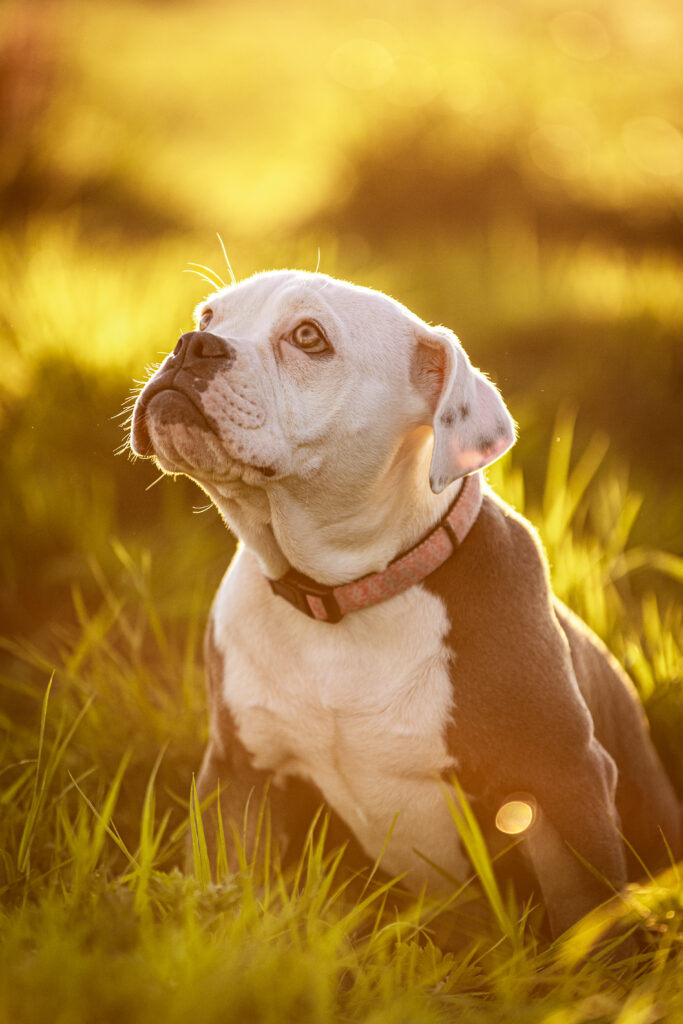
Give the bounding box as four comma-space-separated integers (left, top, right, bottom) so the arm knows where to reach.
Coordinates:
495, 798, 536, 836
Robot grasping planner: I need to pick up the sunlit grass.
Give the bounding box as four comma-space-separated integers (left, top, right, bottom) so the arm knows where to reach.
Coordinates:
1, 422, 681, 1022
0, 226, 202, 395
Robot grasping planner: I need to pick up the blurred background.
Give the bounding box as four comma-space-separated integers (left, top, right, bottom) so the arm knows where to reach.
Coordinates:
1, 0, 681, 645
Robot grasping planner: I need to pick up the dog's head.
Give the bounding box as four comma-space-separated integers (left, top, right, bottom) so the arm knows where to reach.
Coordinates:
130, 270, 514, 501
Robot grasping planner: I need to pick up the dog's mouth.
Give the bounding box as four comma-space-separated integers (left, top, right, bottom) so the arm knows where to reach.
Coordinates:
131, 382, 214, 457
131, 381, 277, 480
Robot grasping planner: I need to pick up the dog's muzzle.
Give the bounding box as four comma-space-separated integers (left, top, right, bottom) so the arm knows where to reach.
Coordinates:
131, 331, 235, 455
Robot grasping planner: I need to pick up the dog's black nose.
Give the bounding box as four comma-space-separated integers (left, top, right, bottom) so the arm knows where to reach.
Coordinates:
172, 331, 236, 363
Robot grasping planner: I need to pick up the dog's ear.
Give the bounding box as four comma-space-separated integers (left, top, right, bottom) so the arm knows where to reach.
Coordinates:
413, 327, 516, 493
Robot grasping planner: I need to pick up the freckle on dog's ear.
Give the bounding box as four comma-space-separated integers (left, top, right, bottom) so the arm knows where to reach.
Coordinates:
413, 326, 516, 493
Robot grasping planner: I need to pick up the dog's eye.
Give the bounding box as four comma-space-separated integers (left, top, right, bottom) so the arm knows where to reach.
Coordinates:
199, 308, 213, 331
290, 321, 329, 354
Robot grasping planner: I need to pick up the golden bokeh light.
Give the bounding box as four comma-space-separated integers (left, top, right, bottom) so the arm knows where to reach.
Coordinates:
495, 798, 536, 836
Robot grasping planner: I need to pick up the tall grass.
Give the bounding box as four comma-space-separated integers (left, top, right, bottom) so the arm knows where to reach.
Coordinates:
1, 428, 681, 1023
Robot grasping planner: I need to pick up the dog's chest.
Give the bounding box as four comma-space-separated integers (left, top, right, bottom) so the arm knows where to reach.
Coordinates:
212, 548, 469, 886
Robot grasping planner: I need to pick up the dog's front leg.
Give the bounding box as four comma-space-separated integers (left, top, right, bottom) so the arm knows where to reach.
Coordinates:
187, 618, 295, 878
518, 743, 627, 939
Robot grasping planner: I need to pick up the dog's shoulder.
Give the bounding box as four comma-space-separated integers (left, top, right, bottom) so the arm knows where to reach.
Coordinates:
425, 490, 599, 785
428, 488, 572, 681
431, 489, 554, 631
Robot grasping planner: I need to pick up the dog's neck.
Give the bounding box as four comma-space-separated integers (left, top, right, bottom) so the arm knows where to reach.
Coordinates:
208, 429, 462, 586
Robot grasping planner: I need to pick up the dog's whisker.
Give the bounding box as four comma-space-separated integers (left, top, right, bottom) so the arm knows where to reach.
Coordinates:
315, 246, 321, 274
187, 261, 226, 287
114, 438, 133, 456
145, 472, 167, 492
138, 365, 161, 382
184, 267, 223, 290
217, 233, 237, 285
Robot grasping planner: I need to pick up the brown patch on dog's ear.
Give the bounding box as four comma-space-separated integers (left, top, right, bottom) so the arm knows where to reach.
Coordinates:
413, 326, 516, 493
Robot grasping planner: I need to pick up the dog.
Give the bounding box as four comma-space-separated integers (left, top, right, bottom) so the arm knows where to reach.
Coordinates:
130, 270, 681, 938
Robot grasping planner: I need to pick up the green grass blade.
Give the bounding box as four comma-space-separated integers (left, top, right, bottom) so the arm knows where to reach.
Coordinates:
189, 775, 211, 887
443, 778, 522, 950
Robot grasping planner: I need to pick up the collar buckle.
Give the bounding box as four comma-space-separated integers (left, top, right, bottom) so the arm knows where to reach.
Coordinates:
269, 574, 342, 624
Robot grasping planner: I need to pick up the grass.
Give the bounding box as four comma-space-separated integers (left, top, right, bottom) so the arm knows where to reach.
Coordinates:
0, 224, 681, 1024
1, 422, 681, 1023
0, 218, 680, 1024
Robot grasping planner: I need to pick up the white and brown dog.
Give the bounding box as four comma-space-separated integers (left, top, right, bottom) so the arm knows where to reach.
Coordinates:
131, 270, 680, 938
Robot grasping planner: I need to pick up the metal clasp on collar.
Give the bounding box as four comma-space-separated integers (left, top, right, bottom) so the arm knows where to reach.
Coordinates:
268, 574, 343, 624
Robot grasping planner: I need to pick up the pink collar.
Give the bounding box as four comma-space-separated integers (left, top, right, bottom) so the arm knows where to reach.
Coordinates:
267, 473, 483, 623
